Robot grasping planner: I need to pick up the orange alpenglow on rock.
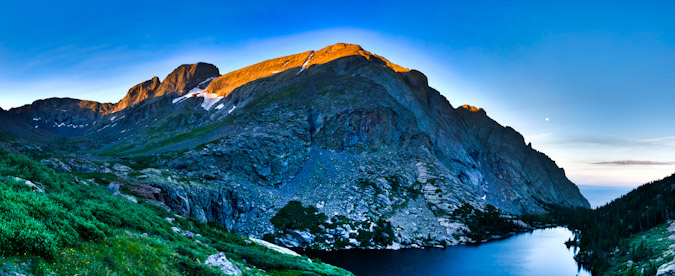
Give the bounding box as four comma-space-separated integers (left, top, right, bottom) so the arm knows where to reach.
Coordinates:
111, 77, 161, 113
76, 100, 114, 113
154, 62, 220, 98
109, 63, 220, 113
206, 43, 410, 98
460, 104, 483, 112
101, 43, 408, 115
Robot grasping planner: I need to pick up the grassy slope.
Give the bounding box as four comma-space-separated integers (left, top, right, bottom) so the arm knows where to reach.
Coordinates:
601, 222, 674, 276
0, 148, 351, 276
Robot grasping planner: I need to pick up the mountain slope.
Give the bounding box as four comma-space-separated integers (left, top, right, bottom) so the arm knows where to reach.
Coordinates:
551, 173, 675, 275
0, 147, 350, 275
0, 43, 589, 249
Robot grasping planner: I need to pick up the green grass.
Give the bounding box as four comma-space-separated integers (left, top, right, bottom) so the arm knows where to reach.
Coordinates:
600, 222, 673, 276
0, 148, 352, 275
96, 111, 236, 157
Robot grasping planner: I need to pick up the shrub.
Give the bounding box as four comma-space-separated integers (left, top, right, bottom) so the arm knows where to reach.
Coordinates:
270, 201, 327, 233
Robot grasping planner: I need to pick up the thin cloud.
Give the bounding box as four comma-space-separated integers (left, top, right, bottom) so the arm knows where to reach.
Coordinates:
639, 136, 675, 143
591, 160, 675, 166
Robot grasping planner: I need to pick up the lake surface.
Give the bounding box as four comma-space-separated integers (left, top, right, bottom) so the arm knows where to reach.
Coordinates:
305, 227, 591, 276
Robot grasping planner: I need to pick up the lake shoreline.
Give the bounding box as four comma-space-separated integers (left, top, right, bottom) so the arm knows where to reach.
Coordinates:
300, 227, 591, 276
293, 223, 564, 253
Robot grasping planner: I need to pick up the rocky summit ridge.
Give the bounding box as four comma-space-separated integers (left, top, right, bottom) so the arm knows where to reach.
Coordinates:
0, 43, 589, 249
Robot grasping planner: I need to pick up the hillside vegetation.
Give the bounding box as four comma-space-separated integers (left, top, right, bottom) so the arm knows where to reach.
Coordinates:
0, 147, 351, 276
549, 173, 675, 275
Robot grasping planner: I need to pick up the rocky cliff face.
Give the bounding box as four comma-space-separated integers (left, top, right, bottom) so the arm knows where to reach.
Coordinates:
154, 62, 220, 98
0, 43, 589, 248
112, 76, 161, 113
111, 62, 220, 113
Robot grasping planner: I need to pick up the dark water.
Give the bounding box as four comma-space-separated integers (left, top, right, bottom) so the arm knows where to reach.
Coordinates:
305, 227, 590, 276
577, 185, 634, 208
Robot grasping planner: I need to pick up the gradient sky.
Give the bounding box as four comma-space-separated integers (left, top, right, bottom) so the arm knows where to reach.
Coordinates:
1, 0, 674, 187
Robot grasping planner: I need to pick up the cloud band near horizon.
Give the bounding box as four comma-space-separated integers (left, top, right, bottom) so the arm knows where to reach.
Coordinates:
591, 160, 675, 166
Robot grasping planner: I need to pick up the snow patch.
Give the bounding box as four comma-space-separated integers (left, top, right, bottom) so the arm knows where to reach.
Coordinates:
481, 194, 487, 200
227, 106, 236, 114
249, 237, 300, 256
202, 95, 223, 111
32, 118, 40, 121
172, 85, 223, 111
96, 124, 111, 132
110, 115, 116, 121
53, 122, 88, 129
197, 76, 217, 87
215, 104, 225, 110
297, 52, 314, 75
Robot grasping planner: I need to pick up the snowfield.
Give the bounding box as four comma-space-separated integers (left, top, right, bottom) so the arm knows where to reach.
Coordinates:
172, 82, 223, 111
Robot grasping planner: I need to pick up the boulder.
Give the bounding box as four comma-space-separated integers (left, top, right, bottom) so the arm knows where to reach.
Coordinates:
13, 177, 44, 193
106, 182, 121, 193
112, 163, 132, 172
204, 253, 242, 276
41, 158, 72, 172
182, 230, 195, 239
290, 230, 314, 245
667, 221, 675, 232
658, 259, 675, 276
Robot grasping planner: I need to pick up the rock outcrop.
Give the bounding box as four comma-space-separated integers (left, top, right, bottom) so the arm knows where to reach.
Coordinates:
112, 77, 161, 113
204, 253, 242, 276
659, 259, 675, 276
155, 62, 220, 98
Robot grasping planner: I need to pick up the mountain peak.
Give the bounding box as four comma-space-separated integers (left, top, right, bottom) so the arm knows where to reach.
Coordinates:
309, 43, 409, 73
109, 63, 220, 113
206, 43, 408, 97
156, 62, 220, 97
112, 76, 161, 113
459, 104, 484, 113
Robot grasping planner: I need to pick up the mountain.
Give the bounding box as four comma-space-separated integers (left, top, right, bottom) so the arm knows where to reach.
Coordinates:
0, 43, 589, 249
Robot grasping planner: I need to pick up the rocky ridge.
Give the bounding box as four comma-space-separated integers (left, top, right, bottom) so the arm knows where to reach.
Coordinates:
0, 43, 589, 250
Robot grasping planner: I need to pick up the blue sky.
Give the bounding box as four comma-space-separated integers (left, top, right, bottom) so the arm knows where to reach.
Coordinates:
1, 0, 675, 187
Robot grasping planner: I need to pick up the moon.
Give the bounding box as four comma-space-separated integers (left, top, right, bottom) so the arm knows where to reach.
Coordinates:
545, 117, 550, 121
